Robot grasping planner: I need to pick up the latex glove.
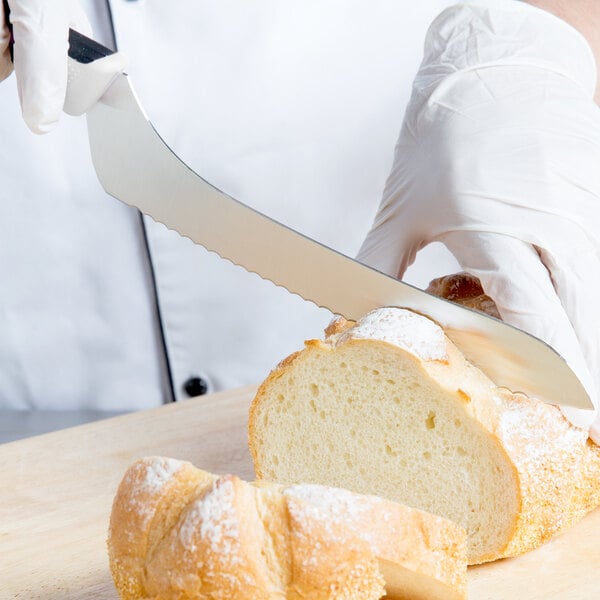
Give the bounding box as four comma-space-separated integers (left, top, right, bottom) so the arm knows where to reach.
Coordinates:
357, 0, 600, 443
0, 0, 93, 133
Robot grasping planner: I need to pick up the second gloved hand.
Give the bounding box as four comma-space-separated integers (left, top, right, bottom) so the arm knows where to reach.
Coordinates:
358, 1, 600, 442
1, 0, 93, 133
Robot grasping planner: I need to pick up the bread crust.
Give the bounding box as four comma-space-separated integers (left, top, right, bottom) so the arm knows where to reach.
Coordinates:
491, 391, 600, 558
108, 457, 212, 600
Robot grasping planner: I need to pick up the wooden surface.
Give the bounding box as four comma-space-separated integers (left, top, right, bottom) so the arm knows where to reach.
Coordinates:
1, 385, 598, 600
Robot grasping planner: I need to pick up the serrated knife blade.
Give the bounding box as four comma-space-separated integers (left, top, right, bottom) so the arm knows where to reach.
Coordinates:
85, 70, 592, 411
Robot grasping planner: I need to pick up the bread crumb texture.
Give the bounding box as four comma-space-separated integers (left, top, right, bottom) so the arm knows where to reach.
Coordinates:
249, 307, 600, 565
108, 458, 467, 600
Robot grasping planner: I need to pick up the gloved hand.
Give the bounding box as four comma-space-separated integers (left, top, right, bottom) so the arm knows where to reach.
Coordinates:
0, 0, 120, 133
357, 0, 600, 443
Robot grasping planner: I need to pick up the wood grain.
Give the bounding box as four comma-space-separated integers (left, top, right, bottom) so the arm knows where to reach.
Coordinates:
0, 384, 598, 599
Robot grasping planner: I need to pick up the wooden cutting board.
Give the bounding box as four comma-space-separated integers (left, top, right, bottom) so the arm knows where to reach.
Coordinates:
1, 384, 598, 599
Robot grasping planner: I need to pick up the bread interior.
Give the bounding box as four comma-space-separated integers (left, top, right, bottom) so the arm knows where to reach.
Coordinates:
252, 340, 519, 562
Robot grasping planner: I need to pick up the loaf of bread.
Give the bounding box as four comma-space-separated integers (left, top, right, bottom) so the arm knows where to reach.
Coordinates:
249, 304, 600, 565
108, 457, 467, 600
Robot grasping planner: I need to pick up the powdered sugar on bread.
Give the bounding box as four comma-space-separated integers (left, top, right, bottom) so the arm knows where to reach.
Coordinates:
334, 308, 448, 362
284, 484, 384, 549
137, 457, 182, 493
178, 476, 240, 557
118, 457, 184, 530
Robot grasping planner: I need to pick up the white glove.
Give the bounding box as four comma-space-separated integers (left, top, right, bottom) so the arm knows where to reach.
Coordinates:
0, 0, 103, 133
358, 0, 600, 443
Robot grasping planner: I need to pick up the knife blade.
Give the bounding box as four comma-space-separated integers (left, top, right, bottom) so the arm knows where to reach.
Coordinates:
67, 31, 591, 411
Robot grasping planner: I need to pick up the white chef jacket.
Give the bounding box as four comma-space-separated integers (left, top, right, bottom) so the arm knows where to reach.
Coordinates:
0, 0, 457, 410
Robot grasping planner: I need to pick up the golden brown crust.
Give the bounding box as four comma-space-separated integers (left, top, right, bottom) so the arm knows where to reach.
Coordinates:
324, 316, 356, 337
108, 457, 212, 600
489, 391, 600, 560
108, 459, 467, 600
145, 473, 281, 600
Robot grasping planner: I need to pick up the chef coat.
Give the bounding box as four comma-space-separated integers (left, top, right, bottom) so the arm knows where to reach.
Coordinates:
0, 0, 458, 411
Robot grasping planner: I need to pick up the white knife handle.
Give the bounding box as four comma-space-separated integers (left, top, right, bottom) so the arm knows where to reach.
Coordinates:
64, 30, 128, 117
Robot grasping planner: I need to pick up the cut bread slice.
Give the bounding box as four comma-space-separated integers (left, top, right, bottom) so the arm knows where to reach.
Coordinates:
108, 457, 467, 600
249, 307, 600, 564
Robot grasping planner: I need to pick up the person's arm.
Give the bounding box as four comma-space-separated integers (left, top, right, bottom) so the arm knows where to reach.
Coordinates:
525, 0, 600, 102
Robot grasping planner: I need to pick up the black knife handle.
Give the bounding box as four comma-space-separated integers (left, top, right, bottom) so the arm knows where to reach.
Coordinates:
68, 29, 115, 64
2, 1, 113, 65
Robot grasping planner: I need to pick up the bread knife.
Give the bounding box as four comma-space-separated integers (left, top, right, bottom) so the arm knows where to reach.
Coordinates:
64, 30, 592, 411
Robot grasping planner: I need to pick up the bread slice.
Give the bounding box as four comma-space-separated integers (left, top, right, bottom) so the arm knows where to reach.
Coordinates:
249, 307, 600, 564
108, 457, 467, 600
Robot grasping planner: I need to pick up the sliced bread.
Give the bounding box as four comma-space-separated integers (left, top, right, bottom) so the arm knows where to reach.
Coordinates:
108, 457, 466, 600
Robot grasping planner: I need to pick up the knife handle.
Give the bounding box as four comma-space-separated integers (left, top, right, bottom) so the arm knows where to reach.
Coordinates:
68, 29, 115, 64
66, 46, 128, 117
65, 30, 128, 116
